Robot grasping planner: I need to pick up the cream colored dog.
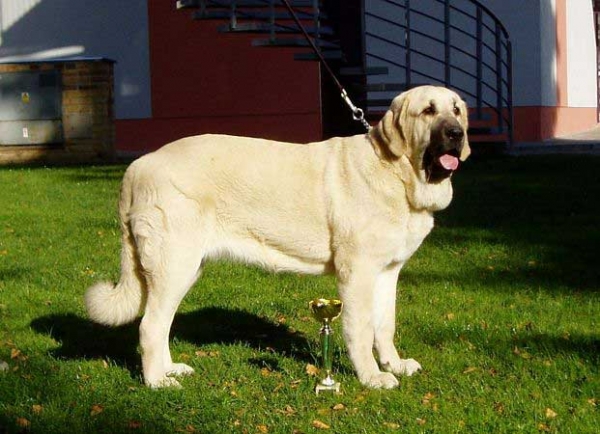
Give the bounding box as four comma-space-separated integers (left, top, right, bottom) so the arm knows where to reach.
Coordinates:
85, 85, 470, 389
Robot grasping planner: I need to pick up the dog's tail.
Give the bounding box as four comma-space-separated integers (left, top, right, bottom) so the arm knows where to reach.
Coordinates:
84, 165, 146, 326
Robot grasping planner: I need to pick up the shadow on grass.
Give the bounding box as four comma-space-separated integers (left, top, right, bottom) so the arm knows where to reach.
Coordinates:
433, 155, 600, 293
420, 322, 599, 365
30, 307, 311, 372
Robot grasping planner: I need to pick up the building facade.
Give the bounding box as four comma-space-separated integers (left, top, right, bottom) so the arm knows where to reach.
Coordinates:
0, 0, 597, 157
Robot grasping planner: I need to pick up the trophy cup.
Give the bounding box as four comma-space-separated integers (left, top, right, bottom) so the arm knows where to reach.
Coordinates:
309, 298, 343, 395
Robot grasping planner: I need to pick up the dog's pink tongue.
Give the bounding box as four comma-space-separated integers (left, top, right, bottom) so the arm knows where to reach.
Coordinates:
439, 154, 459, 170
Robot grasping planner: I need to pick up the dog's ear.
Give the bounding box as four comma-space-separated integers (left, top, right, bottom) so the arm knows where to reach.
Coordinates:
457, 98, 471, 161
370, 92, 409, 158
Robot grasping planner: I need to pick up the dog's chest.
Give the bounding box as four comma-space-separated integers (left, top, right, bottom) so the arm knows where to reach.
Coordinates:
391, 211, 434, 263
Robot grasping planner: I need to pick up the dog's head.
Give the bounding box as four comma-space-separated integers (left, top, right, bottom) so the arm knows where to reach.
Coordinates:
370, 85, 470, 183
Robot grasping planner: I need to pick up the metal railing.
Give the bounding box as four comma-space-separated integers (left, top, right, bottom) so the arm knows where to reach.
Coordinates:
178, 0, 513, 145
364, 0, 512, 144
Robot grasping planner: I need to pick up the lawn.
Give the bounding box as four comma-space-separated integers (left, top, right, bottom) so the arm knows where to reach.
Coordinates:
0, 155, 598, 433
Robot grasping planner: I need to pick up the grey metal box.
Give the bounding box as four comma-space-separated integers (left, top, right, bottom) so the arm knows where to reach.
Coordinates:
0, 70, 63, 145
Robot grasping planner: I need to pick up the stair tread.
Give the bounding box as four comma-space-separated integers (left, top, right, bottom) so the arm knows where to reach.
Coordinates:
193, 10, 322, 20
178, 0, 317, 9
252, 38, 339, 49
294, 51, 343, 61
339, 66, 389, 76
218, 22, 334, 35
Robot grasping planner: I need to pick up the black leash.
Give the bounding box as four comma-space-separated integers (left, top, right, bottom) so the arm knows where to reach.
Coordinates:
280, 0, 371, 132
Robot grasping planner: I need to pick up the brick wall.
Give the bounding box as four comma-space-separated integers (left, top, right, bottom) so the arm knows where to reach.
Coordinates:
0, 58, 115, 165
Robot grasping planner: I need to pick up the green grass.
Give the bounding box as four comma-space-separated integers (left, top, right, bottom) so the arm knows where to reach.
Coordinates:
0, 156, 598, 433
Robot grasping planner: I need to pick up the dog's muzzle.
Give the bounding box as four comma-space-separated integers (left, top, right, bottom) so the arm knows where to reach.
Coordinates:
423, 118, 466, 183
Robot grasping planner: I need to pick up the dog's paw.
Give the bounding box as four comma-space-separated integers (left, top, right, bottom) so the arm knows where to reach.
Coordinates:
166, 363, 195, 377
361, 372, 399, 389
386, 358, 421, 376
146, 376, 183, 389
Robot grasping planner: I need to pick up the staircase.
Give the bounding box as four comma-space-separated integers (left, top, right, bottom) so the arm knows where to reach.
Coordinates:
176, 0, 513, 151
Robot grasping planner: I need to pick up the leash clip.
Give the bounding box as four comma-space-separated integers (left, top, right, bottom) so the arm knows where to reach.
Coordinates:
341, 89, 371, 132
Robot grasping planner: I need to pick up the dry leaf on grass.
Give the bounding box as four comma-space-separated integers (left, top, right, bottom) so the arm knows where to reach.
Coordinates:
383, 422, 400, 429
16, 418, 30, 429
312, 420, 330, 429
195, 350, 220, 358
538, 423, 551, 432
421, 392, 435, 406
90, 404, 104, 417
280, 405, 296, 416
331, 403, 345, 411
128, 420, 142, 429
305, 364, 319, 376
545, 408, 557, 419
257, 424, 269, 433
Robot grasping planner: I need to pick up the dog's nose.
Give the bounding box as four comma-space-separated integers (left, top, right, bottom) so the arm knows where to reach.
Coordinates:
446, 126, 464, 141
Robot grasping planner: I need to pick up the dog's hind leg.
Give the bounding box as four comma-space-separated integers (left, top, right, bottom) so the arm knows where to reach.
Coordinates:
132, 205, 204, 388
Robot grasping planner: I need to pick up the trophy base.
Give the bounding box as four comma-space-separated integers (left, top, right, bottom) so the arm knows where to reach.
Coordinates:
315, 381, 341, 395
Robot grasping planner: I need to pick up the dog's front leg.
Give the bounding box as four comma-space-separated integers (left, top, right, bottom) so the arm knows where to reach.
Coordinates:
373, 264, 422, 376
337, 260, 400, 389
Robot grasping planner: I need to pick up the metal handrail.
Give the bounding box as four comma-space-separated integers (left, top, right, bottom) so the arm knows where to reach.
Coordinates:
179, 0, 513, 146
364, 0, 513, 146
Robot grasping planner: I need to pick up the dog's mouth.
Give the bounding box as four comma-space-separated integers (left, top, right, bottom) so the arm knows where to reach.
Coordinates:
423, 147, 461, 183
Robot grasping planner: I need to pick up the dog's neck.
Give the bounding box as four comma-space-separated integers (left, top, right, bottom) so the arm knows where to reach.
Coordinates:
397, 155, 453, 212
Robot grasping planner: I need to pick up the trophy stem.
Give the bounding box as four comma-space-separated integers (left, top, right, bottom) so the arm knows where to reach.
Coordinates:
316, 320, 340, 395
309, 298, 343, 395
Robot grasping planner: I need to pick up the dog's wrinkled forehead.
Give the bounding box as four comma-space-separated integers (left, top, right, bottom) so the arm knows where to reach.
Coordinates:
403, 86, 464, 116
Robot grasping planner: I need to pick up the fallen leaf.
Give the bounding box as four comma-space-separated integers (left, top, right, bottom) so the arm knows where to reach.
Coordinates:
445, 312, 455, 320
538, 423, 551, 432
312, 420, 330, 430
545, 408, 557, 419
102, 360, 109, 369
383, 422, 400, 429
463, 367, 478, 374
422, 392, 435, 406
195, 350, 220, 358
305, 364, 319, 377
257, 424, 269, 433
332, 403, 345, 411
261, 367, 272, 377
493, 402, 505, 414
128, 420, 142, 429
32, 404, 43, 414
587, 398, 597, 407
416, 418, 426, 426
16, 418, 30, 429
10, 348, 21, 360
513, 347, 532, 359
90, 404, 104, 417
279, 405, 296, 416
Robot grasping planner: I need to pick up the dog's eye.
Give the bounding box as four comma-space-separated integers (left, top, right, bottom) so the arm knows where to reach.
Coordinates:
453, 105, 461, 116
422, 105, 436, 116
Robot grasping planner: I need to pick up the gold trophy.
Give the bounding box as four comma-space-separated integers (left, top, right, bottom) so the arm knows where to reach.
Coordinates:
309, 298, 343, 395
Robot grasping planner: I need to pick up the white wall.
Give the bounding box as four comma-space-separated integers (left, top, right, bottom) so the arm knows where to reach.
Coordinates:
0, 0, 152, 119
566, 0, 597, 108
